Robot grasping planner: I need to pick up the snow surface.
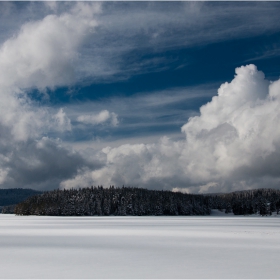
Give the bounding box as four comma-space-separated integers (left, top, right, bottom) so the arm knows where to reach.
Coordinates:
0, 214, 279, 279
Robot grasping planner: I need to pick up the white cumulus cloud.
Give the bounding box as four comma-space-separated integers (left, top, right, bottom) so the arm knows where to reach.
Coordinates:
0, 3, 100, 90
0, 3, 104, 190
61, 65, 280, 193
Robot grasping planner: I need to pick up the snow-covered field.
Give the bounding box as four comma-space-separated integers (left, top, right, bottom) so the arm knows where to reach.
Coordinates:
0, 213, 279, 279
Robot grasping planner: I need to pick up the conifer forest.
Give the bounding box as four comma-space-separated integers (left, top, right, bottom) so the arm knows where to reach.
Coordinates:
13, 187, 280, 216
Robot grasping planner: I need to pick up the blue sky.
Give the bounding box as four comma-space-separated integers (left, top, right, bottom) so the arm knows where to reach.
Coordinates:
0, 1, 280, 192
39, 1, 280, 146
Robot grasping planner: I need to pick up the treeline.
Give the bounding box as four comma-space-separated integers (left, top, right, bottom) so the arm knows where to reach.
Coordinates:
207, 188, 280, 215
14, 186, 211, 216
12, 187, 280, 216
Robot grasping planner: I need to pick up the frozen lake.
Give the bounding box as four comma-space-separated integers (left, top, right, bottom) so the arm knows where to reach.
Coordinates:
0, 213, 279, 278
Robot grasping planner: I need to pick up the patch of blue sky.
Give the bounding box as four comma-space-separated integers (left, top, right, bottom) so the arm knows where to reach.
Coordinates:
25, 28, 280, 146
28, 31, 280, 106
2, 1, 280, 190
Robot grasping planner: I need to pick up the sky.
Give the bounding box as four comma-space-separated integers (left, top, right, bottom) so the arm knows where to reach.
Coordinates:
0, 1, 280, 193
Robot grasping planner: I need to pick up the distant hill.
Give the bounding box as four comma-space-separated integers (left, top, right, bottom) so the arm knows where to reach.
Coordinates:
0, 188, 43, 207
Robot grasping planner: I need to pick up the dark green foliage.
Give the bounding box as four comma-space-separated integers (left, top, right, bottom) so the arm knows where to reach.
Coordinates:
207, 188, 280, 215
13, 187, 280, 216
14, 186, 211, 216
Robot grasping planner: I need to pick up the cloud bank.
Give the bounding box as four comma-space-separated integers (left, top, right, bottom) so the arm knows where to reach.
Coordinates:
0, 3, 103, 190
62, 65, 280, 193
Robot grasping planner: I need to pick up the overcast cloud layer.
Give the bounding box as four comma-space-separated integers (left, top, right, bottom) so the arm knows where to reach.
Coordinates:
0, 2, 280, 192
